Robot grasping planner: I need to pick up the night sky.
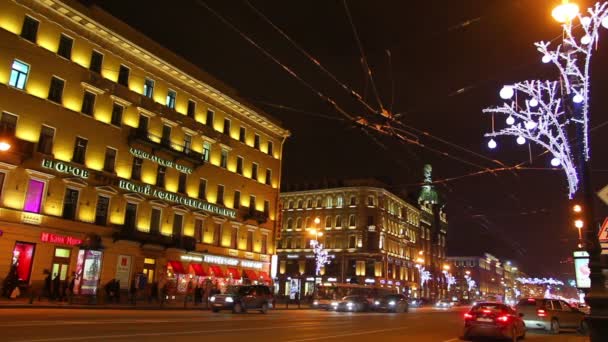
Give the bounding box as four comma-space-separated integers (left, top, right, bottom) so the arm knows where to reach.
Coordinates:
88, 0, 608, 279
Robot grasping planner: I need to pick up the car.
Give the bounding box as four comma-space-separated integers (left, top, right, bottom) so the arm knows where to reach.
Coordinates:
463, 302, 526, 342
373, 294, 409, 313
515, 298, 588, 334
435, 300, 454, 308
409, 298, 428, 308
210, 285, 273, 314
312, 298, 334, 310
330, 295, 370, 312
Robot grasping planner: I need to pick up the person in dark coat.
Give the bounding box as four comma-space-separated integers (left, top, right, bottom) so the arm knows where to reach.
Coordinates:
113, 280, 121, 303
129, 280, 137, 304
2, 265, 19, 299
105, 279, 116, 303
52, 273, 60, 301
149, 281, 158, 303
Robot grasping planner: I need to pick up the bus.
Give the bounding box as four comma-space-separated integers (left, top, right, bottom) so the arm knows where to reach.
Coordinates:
311, 283, 399, 309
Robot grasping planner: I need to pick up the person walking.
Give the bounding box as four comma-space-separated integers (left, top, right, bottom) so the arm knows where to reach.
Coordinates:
51, 273, 60, 301
129, 280, 137, 305
67, 272, 76, 303
39, 269, 52, 301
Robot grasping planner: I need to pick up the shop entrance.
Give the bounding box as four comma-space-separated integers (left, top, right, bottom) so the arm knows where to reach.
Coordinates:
143, 258, 156, 283
51, 247, 71, 281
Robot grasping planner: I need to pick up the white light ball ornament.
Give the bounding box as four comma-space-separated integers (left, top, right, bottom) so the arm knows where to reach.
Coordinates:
516, 136, 526, 145
602, 16, 608, 29
506, 116, 515, 125
499, 86, 514, 100
581, 35, 592, 45
542, 55, 552, 64
487, 139, 497, 149
525, 121, 537, 130
551, 158, 561, 167
573, 94, 584, 104
581, 17, 592, 27
529, 98, 538, 107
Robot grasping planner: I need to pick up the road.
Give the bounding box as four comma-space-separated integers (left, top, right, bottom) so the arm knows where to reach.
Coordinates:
0, 307, 587, 342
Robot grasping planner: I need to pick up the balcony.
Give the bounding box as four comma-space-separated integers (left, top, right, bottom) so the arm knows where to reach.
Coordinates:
243, 208, 269, 224
112, 226, 195, 251
128, 127, 205, 166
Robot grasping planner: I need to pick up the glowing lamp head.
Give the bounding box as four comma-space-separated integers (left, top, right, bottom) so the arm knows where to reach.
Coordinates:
573, 204, 582, 213
516, 136, 526, 145
487, 139, 497, 149
542, 55, 552, 63
0, 141, 10, 151
506, 116, 515, 125
313, 217, 321, 225
529, 98, 539, 107
499, 86, 514, 100
552, 2, 579, 23
317, 232, 323, 237
551, 157, 561, 167
573, 94, 584, 104
575, 219, 584, 229
309, 229, 317, 236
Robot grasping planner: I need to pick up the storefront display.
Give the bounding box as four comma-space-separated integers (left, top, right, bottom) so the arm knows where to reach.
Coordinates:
11, 242, 35, 283
115, 255, 132, 290
74, 250, 103, 295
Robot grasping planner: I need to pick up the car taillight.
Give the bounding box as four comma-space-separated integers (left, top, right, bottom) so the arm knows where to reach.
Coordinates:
537, 309, 546, 317
464, 313, 473, 320
497, 315, 510, 323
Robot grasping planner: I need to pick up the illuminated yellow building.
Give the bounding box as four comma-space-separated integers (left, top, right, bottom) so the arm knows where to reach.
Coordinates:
0, 0, 289, 296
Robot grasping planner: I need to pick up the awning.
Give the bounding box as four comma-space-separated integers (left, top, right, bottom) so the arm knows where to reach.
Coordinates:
258, 271, 270, 281
209, 265, 224, 277
227, 267, 241, 279
190, 264, 207, 277
244, 269, 258, 281
168, 260, 186, 274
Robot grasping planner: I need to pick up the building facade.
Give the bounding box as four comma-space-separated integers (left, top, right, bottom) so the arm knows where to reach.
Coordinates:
0, 0, 289, 297
275, 180, 424, 299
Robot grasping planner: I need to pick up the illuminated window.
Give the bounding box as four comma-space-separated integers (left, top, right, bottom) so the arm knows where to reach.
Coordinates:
20, 16, 39, 42
336, 196, 343, 208
143, 78, 154, 98
103, 147, 117, 173
62, 188, 79, 220
156, 165, 166, 188
110, 103, 123, 127
217, 184, 225, 205
52, 247, 70, 281
326, 197, 333, 208
90, 51, 103, 73
251, 163, 258, 180
220, 149, 228, 168
233, 190, 241, 209
72, 137, 88, 164
81, 91, 96, 116
57, 34, 73, 60
48, 76, 65, 104
206, 109, 214, 127
236, 156, 243, 175
166, 89, 176, 109
178, 173, 187, 194
150, 208, 161, 234
223, 118, 231, 135
9, 60, 29, 90
239, 127, 246, 142
187, 100, 196, 118
202, 142, 211, 162
194, 218, 203, 243
267, 141, 273, 156
118, 65, 130, 87
0, 112, 17, 137
198, 178, 207, 200
24, 179, 45, 213
143, 258, 156, 283
254, 134, 260, 150
94, 195, 109, 226
172, 213, 183, 237
131, 157, 143, 181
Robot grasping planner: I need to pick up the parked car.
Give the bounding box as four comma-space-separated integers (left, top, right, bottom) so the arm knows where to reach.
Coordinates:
330, 295, 370, 312
210, 285, 273, 314
435, 300, 454, 308
463, 302, 526, 342
515, 298, 588, 334
409, 298, 428, 308
373, 294, 409, 313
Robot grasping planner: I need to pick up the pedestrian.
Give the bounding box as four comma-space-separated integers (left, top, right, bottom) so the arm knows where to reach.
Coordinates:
129, 280, 137, 305
2, 265, 19, 299
194, 285, 202, 305
114, 279, 121, 303
67, 272, 76, 302
149, 281, 158, 303
104, 279, 115, 303
52, 273, 60, 301
40, 269, 52, 301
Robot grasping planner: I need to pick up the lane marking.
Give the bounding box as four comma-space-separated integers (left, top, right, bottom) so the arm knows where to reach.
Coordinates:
284, 327, 409, 342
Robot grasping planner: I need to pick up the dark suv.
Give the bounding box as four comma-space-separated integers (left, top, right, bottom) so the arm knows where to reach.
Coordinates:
210, 285, 273, 314
515, 298, 588, 334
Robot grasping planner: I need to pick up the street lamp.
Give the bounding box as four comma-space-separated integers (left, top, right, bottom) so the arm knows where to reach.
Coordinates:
552, 0, 579, 23
0, 141, 10, 152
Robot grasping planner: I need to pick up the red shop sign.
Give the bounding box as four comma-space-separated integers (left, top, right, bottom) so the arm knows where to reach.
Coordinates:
40, 232, 82, 246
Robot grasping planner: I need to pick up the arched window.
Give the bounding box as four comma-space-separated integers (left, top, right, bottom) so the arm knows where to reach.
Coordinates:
288, 200, 294, 209
349, 196, 356, 206
336, 196, 343, 207
287, 218, 293, 229
296, 217, 302, 228
325, 216, 332, 228
306, 199, 312, 208
297, 199, 303, 209
304, 217, 310, 229
335, 215, 342, 228
349, 215, 356, 227
326, 197, 333, 208
367, 195, 375, 207
316, 198, 322, 208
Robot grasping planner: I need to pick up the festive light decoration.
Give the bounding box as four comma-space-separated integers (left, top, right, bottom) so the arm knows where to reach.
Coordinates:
487, 139, 497, 149
464, 274, 477, 292
551, 157, 562, 167
484, 2, 608, 198
310, 240, 330, 275
416, 264, 431, 286
444, 271, 456, 291
516, 277, 565, 286
506, 115, 515, 125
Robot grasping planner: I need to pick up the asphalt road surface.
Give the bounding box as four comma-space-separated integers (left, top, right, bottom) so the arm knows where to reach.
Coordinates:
0, 307, 588, 342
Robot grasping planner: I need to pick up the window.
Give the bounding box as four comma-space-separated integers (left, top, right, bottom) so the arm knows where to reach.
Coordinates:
263, 200, 269, 215
246, 231, 254, 252
183, 134, 192, 154
48, 76, 65, 103
251, 163, 258, 180
0, 112, 17, 136
213, 223, 222, 246
367, 215, 375, 226
335, 216, 342, 228
233, 190, 241, 209
131, 157, 143, 181
187, 100, 196, 118
156, 165, 166, 187
103, 147, 117, 173
24, 179, 45, 213
325, 216, 332, 228
62, 188, 79, 220
173, 213, 183, 237
348, 235, 357, 249
261, 234, 268, 254
150, 208, 161, 234
236, 156, 243, 175
254, 134, 260, 150
166, 89, 176, 109
57, 34, 73, 59
265, 169, 272, 185
223, 118, 231, 135
9, 60, 29, 90
296, 217, 302, 229
52, 247, 70, 281
118, 65, 130, 86
143, 258, 156, 283
198, 178, 207, 200
138, 115, 149, 131
81, 91, 96, 116
217, 184, 225, 205
94, 195, 109, 226
178, 173, 187, 194
140, 78, 154, 98
336, 196, 343, 208
230, 227, 238, 249
125, 203, 137, 230
288, 200, 294, 209
90, 51, 103, 73
349, 214, 356, 227
297, 200, 303, 209
367, 195, 375, 206
20, 16, 39, 42
326, 197, 333, 208
267, 141, 273, 156
350, 196, 356, 206
206, 109, 214, 127
316, 198, 322, 208
306, 199, 312, 208
194, 218, 203, 243
239, 127, 246, 142
202, 141, 211, 162
110, 103, 123, 127
38, 125, 54, 154
286, 218, 293, 229
161, 125, 171, 147
220, 149, 228, 168
72, 137, 88, 164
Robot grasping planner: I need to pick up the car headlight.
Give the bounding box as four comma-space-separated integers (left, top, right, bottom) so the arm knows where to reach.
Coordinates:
374, 301, 380, 305
346, 302, 353, 307
331, 302, 338, 307
210, 296, 216, 302
388, 301, 396, 306
225, 297, 234, 303
313, 301, 319, 306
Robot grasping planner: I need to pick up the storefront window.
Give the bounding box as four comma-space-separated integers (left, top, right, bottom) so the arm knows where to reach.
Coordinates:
12, 242, 35, 283
143, 258, 156, 283
52, 247, 71, 281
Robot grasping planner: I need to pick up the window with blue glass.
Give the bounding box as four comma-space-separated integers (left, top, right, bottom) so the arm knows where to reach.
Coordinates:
143, 78, 154, 98
166, 89, 176, 109
9, 60, 29, 90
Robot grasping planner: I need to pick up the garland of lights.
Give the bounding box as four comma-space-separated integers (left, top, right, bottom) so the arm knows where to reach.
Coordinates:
444, 272, 456, 291
464, 274, 477, 291
310, 240, 330, 275
483, 2, 608, 198
416, 264, 431, 286
517, 277, 565, 286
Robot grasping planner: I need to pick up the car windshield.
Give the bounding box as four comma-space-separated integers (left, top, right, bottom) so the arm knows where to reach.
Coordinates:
472, 303, 507, 313
383, 295, 402, 300
226, 286, 249, 295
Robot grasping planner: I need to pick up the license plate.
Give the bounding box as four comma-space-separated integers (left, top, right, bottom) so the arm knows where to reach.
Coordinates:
476, 318, 493, 322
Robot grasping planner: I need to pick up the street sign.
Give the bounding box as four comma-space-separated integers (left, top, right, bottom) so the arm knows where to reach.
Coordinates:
599, 218, 608, 243
598, 184, 608, 206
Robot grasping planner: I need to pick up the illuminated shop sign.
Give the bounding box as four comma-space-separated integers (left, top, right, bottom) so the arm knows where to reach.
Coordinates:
204, 254, 239, 266
129, 148, 193, 174
42, 159, 89, 179
40, 232, 82, 246
573, 251, 590, 289
180, 254, 264, 269
118, 179, 236, 218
